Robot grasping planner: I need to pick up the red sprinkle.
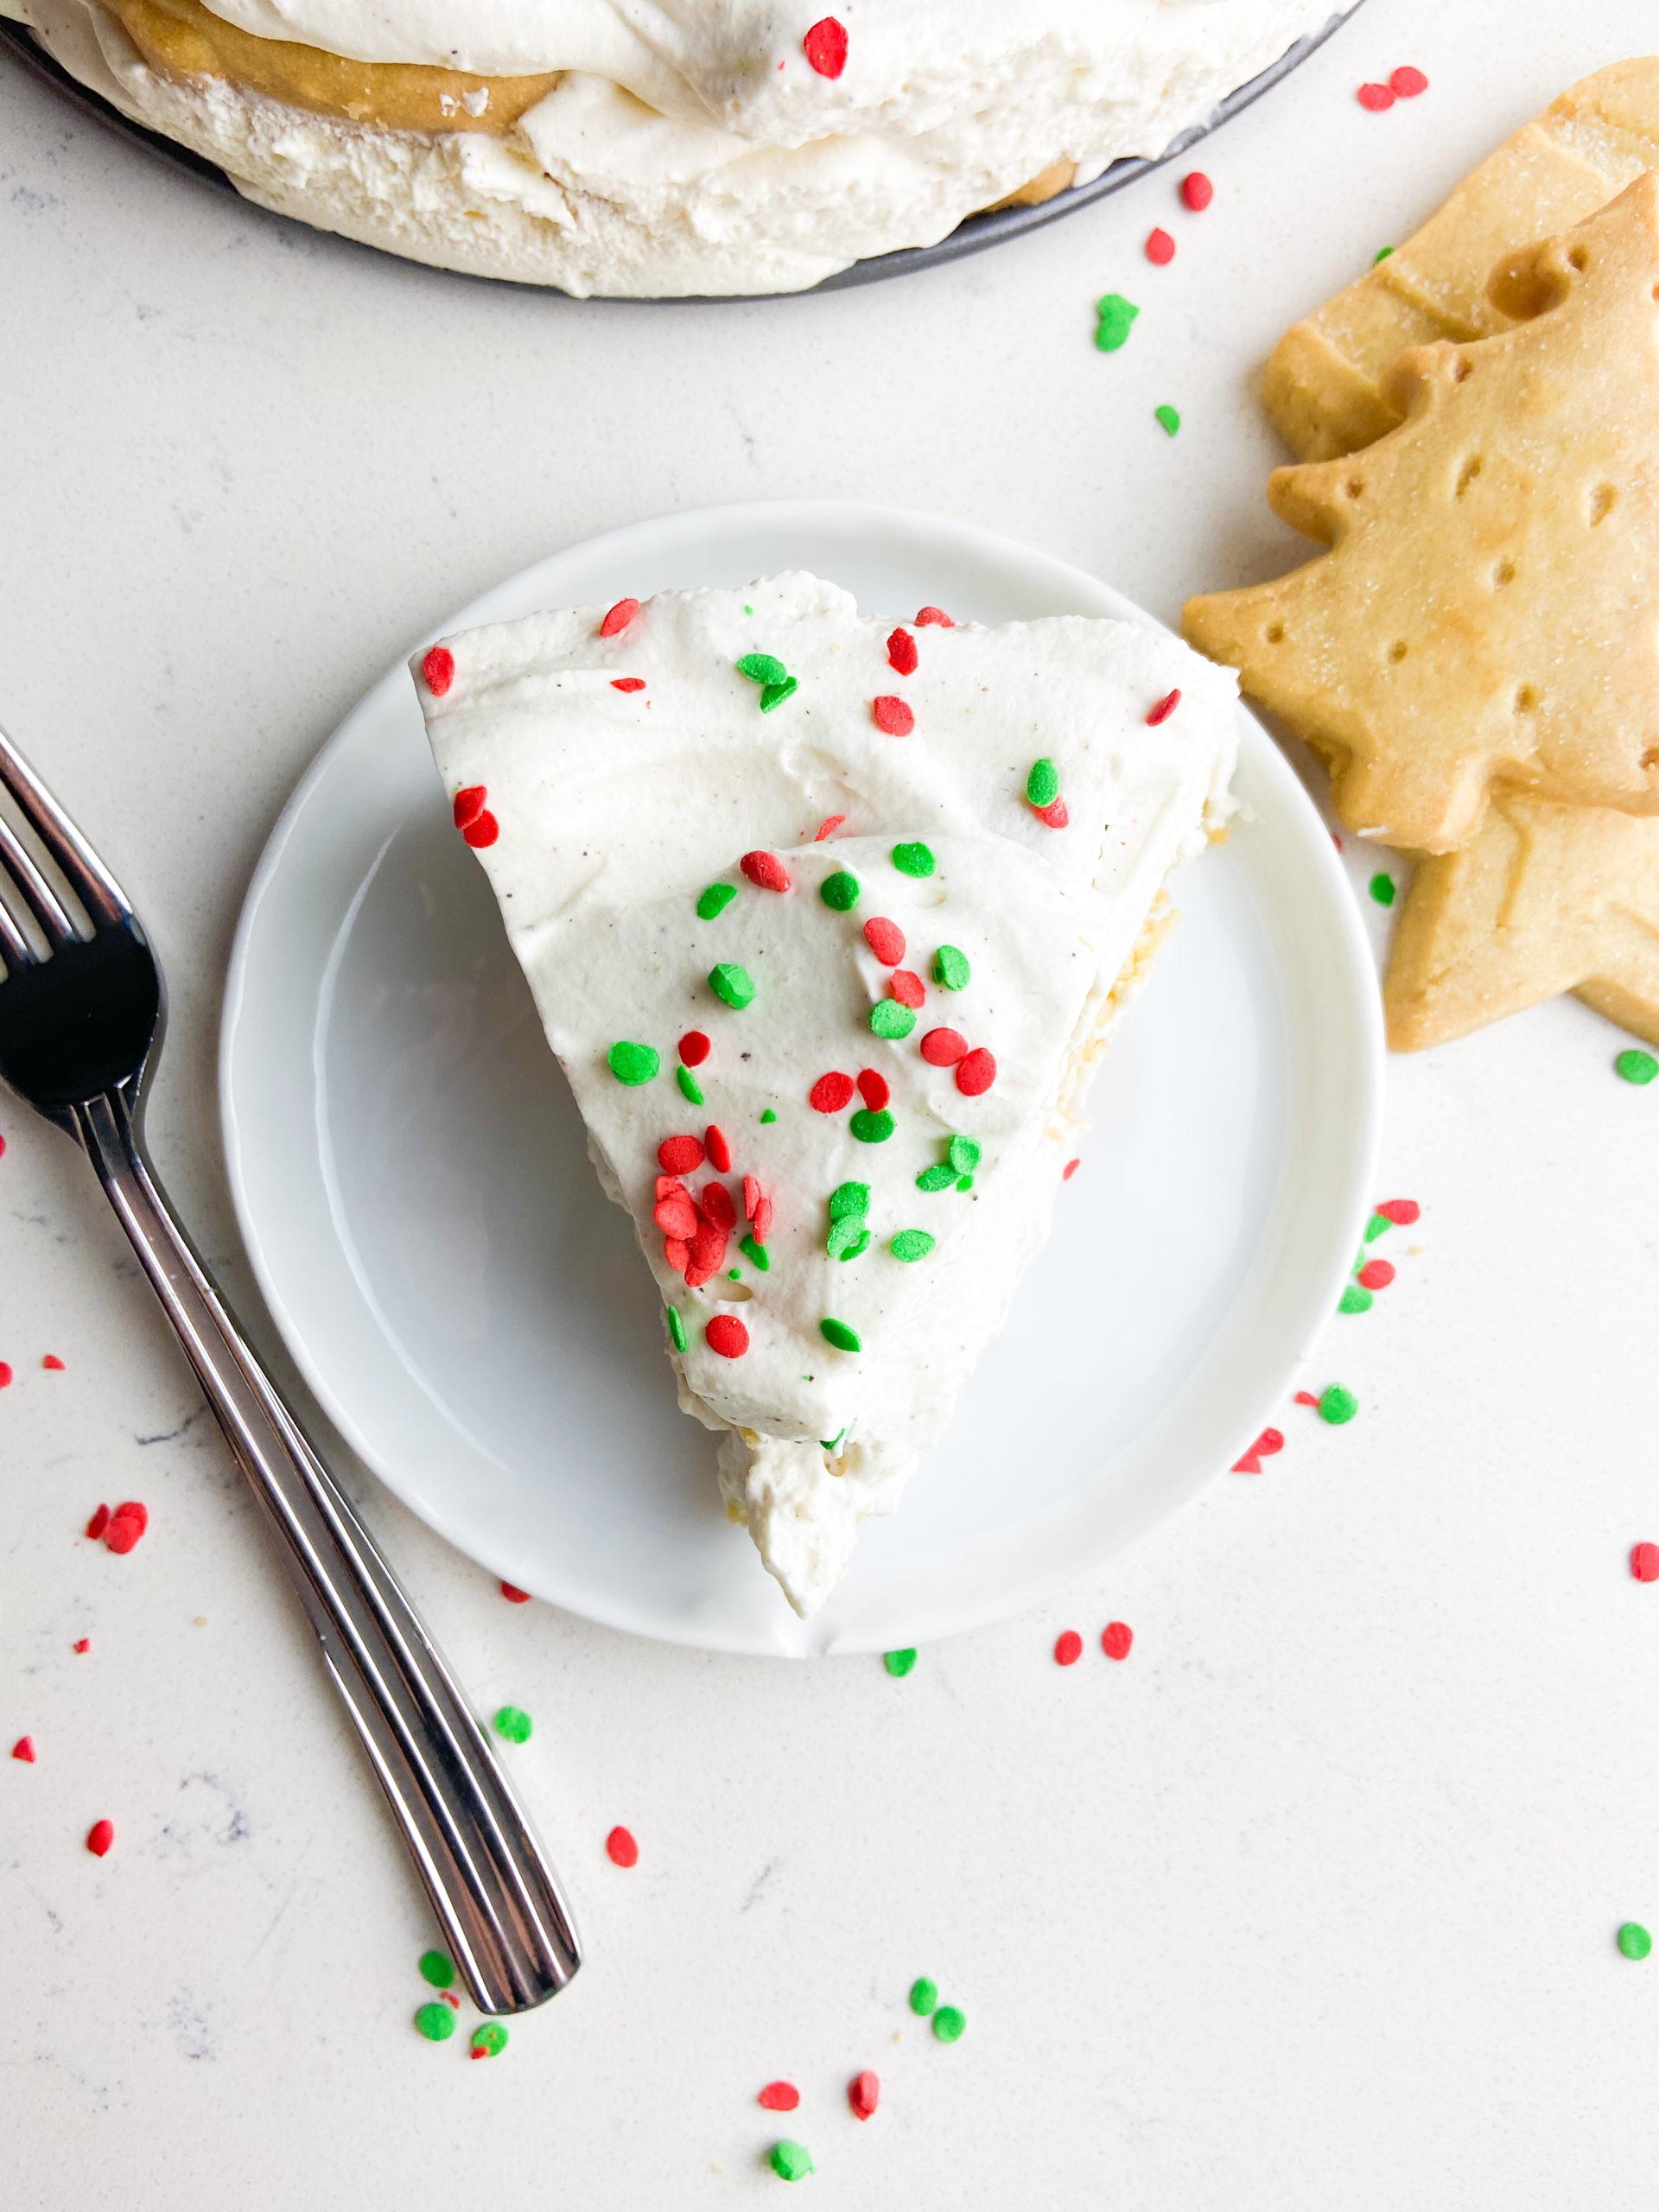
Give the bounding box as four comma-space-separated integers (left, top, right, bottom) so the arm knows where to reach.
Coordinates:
956, 1047, 996, 1096
849, 2070, 880, 2121
664, 1236, 690, 1273
1054, 1630, 1083, 1666
706, 1314, 749, 1360
605, 1825, 639, 1868
654, 1191, 699, 1240
86, 1818, 114, 1858
1357, 80, 1395, 111
741, 850, 791, 893
85, 1504, 111, 1541
704, 1124, 733, 1174
814, 815, 846, 842
810, 1071, 855, 1114
105, 1503, 148, 1555
872, 696, 915, 737
760, 2082, 800, 2113
422, 646, 454, 696
1145, 226, 1175, 265
700, 1182, 737, 1233
888, 969, 925, 1010
611, 677, 645, 694
500, 1581, 531, 1604
1101, 1621, 1134, 1662
1231, 1427, 1285, 1475
1033, 798, 1070, 830
73, 1638, 89, 1654
658, 1135, 705, 1175
1631, 1543, 1659, 1584
1180, 170, 1214, 212
0, 1362, 15, 1389
600, 597, 639, 638
856, 1069, 891, 1112
1294, 1390, 1321, 1408
12, 1736, 35, 1762
1063, 1159, 1081, 1180
453, 785, 486, 830
1389, 65, 1427, 98
1357, 1260, 1395, 1291
743, 1175, 762, 1220
752, 1192, 773, 1243
678, 1030, 711, 1067
919, 1028, 968, 1068
802, 15, 847, 76
864, 917, 906, 966
887, 628, 918, 676
1376, 1198, 1420, 1224
462, 811, 499, 849
914, 606, 954, 628
1146, 689, 1182, 726
42, 1355, 64, 1370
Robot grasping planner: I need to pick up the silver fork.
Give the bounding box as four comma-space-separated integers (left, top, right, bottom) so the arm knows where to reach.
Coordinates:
0, 723, 581, 2014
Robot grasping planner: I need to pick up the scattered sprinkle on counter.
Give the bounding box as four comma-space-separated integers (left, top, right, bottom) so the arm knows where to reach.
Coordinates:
73, 1637, 90, 1654
758, 2082, 800, 2113
1062, 1157, 1080, 1179
1095, 293, 1139, 352
1357, 1260, 1394, 1291
1154, 405, 1180, 437
104, 1501, 149, 1555
885, 1648, 918, 1677
1369, 873, 1395, 906
1145, 226, 1175, 265
1618, 1922, 1652, 1961
86, 1818, 114, 1857
1315, 1385, 1358, 1425
500, 1580, 531, 1603
909, 1976, 938, 2016
85, 1503, 110, 1540
1357, 80, 1395, 111
606, 1825, 639, 1868
1052, 1629, 1084, 1665
493, 1705, 533, 1745
12, 1735, 35, 1762
1390, 66, 1427, 97
42, 1354, 64, 1370
1180, 170, 1213, 211
1232, 1426, 1284, 1474
932, 2005, 967, 2044
769, 2141, 815, 2182
1630, 1543, 1659, 1583
419, 1950, 456, 1989
1338, 1284, 1372, 1315
470, 2023, 509, 2060
1101, 1621, 1134, 1661
1616, 1050, 1657, 1085
415, 2001, 456, 2042
0, 1361, 11, 1389
849, 2069, 880, 2120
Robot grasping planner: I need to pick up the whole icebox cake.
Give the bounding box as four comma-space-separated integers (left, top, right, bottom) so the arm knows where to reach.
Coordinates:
413, 573, 1238, 1614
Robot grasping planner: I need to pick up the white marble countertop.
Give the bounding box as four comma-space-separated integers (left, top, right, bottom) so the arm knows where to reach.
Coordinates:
5, 3, 1659, 2204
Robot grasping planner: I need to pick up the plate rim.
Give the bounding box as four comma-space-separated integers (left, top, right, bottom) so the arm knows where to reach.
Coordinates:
220, 496, 1384, 1654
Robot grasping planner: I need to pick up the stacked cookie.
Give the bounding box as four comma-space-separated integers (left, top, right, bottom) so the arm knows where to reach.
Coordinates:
1182, 61, 1659, 1052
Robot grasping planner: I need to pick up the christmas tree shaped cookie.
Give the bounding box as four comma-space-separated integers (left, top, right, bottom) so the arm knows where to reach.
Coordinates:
1184, 174, 1659, 855
416, 573, 1237, 1614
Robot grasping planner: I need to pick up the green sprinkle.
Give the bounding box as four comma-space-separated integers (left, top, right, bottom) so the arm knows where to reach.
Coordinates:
760, 678, 798, 713
740, 1235, 770, 1271
932, 2005, 966, 2044
948, 1136, 981, 1174
890, 1230, 935, 1262
820, 869, 860, 911
1154, 404, 1180, 437
677, 1065, 704, 1104
1026, 758, 1060, 808
886, 1649, 918, 1679
696, 881, 738, 920
826, 1215, 867, 1260
1369, 873, 1395, 907
1374, 245, 1395, 263
415, 2002, 456, 2043
820, 1317, 861, 1352
709, 962, 756, 1009
760, 1109, 777, 1122
666, 1306, 687, 1351
1616, 1049, 1658, 1085
728, 1268, 741, 1281
1319, 1385, 1359, 1425
1338, 1284, 1373, 1315
849, 1108, 894, 1144
908, 1974, 938, 2012
932, 944, 970, 991
768, 2141, 815, 2182
838, 1230, 871, 1262
1618, 1921, 1652, 1961
1363, 1211, 1390, 1243
493, 1705, 533, 1745
830, 1181, 871, 1219
607, 1041, 659, 1086
1095, 292, 1140, 351
870, 1001, 917, 1040
418, 1949, 455, 1990
821, 1427, 848, 1453
893, 841, 936, 878
743, 602, 753, 613
470, 2022, 510, 2059
957, 1175, 974, 1192
916, 1164, 957, 1192
736, 652, 788, 687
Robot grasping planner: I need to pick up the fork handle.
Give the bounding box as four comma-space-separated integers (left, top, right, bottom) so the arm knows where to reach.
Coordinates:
73, 1089, 582, 2015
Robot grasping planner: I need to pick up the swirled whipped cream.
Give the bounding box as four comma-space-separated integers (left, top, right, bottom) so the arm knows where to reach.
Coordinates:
10, 0, 1340, 294
414, 572, 1237, 1612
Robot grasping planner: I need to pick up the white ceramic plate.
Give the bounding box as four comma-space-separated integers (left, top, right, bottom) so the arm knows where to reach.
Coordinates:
221, 501, 1382, 1657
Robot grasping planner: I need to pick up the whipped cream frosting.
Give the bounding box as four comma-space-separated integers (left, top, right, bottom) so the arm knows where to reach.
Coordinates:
11, 0, 1339, 294
415, 573, 1237, 1611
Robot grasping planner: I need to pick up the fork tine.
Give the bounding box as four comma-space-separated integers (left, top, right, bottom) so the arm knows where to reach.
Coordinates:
0, 722, 132, 931
0, 808, 77, 947
0, 877, 32, 967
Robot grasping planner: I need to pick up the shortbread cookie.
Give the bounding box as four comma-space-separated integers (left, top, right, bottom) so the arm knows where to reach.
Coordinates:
1385, 795, 1659, 1051
1182, 175, 1659, 855
1264, 58, 1659, 460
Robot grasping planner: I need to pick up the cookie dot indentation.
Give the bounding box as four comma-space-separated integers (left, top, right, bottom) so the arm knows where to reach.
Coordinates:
1492, 558, 1516, 589
1514, 684, 1538, 715
1643, 748, 1659, 772
1388, 640, 1408, 664
1455, 456, 1483, 499
1452, 357, 1473, 383
1266, 622, 1286, 645
1590, 484, 1616, 526
1567, 245, 1588, 273
1344, 477, 1364, 499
